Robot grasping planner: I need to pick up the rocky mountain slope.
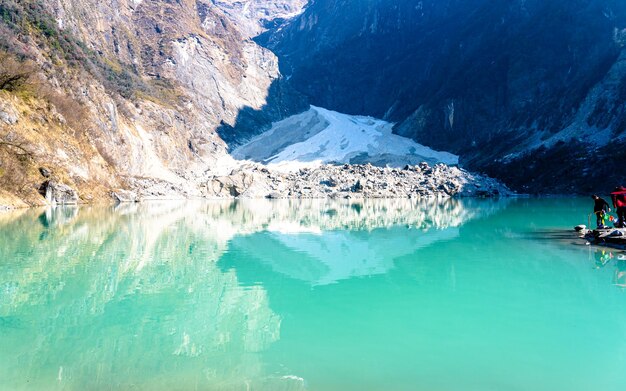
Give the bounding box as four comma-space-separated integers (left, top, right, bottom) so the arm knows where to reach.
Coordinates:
0, 0, 511, 207
212, 0, 308, 38
0, 0, 306, 207
265, 0, 626, 193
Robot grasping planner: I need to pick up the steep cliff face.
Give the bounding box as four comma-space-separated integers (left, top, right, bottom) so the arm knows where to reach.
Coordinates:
266, 0, 626, 192
0, 0, 306, 206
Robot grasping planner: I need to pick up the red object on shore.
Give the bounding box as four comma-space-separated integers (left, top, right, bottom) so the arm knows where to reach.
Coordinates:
612, 187, 626, 208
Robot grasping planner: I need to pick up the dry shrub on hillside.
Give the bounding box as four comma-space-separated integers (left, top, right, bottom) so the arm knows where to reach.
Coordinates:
1, 50, 89, 133
0, 130, 34, 194
36, 83, 89, 133
0, 51, 35, 92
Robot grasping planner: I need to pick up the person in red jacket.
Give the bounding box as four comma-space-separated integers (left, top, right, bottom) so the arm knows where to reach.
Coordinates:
611, 187, 626, 228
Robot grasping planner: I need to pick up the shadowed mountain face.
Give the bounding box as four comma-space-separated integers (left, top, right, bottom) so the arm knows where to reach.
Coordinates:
264, 0, 626, 193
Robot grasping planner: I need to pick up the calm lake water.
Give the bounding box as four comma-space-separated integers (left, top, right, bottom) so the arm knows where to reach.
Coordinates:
1, 198, 625, 391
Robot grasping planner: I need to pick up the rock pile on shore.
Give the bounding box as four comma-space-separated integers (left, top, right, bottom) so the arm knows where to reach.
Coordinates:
205, 162, 511, 199
0, 162, 511, 209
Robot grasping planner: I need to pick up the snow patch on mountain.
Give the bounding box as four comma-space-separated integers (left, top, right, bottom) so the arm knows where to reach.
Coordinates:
232, 106, 458, 171
212, 0, 309, 38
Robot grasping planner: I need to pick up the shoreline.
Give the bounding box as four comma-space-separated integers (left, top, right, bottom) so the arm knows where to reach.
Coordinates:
0, 194, 514, 212
1, 162, 516, 210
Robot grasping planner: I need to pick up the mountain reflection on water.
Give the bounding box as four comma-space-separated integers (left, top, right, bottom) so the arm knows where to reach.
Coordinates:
0, 198, 504, 390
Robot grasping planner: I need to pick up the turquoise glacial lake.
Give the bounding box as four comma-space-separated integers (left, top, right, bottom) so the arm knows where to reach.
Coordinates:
1, 198, 625, 391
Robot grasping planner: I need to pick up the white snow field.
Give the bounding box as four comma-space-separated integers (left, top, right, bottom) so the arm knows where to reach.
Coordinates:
232, 106, 458, 171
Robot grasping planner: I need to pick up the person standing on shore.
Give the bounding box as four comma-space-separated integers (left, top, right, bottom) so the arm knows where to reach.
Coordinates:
611, 187, 626, 228
592, 195, 611, 228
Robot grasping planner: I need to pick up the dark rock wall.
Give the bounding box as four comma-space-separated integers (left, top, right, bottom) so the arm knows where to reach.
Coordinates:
265, 0, 626, 192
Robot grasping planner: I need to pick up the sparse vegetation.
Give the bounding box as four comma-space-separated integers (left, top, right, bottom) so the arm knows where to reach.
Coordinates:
0, 0, 180, 103
0, 52, 35, 92
0, 0, 185, 204
39, 84, 89, 132
0, 138, 31, 158
0, 131, 35, 195
0, 50, 88, 131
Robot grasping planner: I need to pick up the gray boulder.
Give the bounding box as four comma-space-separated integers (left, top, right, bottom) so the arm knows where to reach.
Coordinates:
0, 101, 18, 125
112, 190, 138, 203
40, 181, 78, 205
207, 171, 254, 197
351, 180, 364, 193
